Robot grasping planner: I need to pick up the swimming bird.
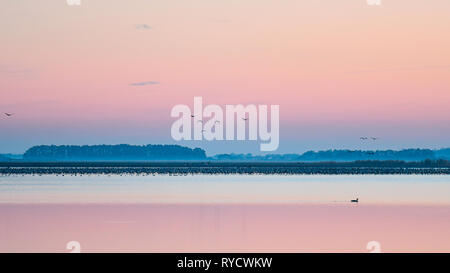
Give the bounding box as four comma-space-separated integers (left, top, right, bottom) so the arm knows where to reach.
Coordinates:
351, 198, 359, 203
4, 113, 13, 117
242, 118, 248, 121
371, 137, 378, 140
190, 115, 195, 118
360, 137, 368, 140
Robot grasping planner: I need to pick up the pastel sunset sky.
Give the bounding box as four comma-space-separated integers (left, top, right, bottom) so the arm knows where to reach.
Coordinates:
1, 0, 450, 154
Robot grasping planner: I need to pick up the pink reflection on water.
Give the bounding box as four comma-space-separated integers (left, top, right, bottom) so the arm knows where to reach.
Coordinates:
0, 204, 449, 253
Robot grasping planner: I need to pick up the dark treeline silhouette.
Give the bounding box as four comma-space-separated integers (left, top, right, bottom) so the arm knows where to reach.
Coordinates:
2, 159, 450, 168
0, 154, 11, 162
213, 148, 450, 162
22, 144, 207, 161
1, 146, 450, 162
435, 148, 450, 160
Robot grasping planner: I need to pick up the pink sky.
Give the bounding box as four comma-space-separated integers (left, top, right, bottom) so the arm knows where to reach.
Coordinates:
1, 0, 450, 154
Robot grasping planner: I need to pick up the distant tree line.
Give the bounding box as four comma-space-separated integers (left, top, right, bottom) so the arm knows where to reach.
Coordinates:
0, 154, 11, 162
1, 146, 450, 162
212, 148, 450, 162
22, 144, 207, 161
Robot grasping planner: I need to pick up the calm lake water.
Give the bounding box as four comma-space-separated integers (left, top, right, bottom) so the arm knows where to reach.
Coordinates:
0, 174, 449, 252
1, 174, 450, 205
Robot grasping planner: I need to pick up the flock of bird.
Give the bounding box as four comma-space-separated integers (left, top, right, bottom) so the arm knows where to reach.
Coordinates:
191, 115, 248, 122
191, 115, 248, 134
4, 113, 377, 143
192, 115, 377, 141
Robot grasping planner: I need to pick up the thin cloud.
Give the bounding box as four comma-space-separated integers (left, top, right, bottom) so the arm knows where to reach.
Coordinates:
0, 68, 32, 74
130, 81, 160, 86
0, 66, 34, 78
350, 65, 450, 74
135, 24, 152, 30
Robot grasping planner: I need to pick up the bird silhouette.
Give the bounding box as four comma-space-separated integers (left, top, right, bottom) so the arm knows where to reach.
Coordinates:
4, 113, 13, 117
190, 115, 195, 118
242, 118, 248, 121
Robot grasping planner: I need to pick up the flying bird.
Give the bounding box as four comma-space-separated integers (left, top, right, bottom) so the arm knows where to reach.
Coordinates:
4, 113, 13, 117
